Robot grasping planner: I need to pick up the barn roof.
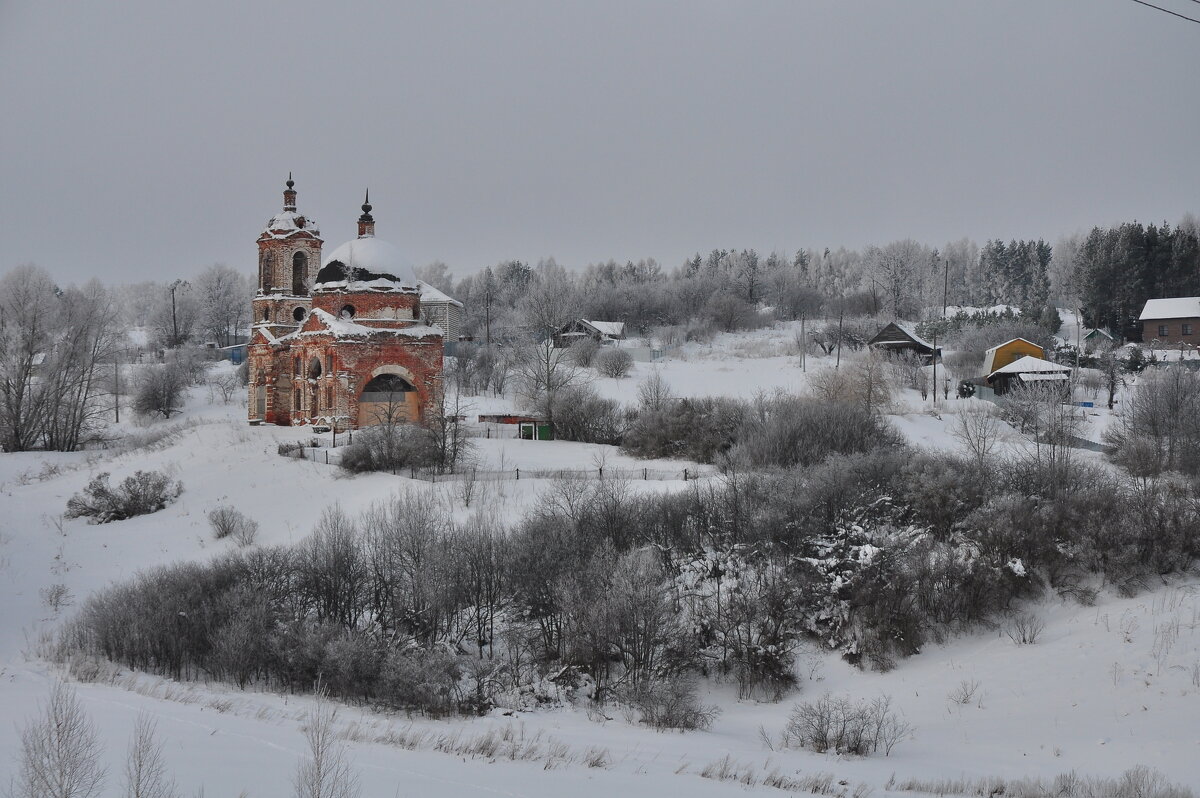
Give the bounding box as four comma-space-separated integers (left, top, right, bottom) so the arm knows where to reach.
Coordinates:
1139, 297, 1200, 321
868, 321, 939, 352
989, 355, 1071, 378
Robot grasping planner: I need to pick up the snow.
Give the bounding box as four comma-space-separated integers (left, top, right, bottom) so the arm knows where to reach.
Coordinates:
317, 237, 418, 289
276, 307, 442, 341
584, 320, 625, 338
989, 354, 1071, 377
417, 280, 464, 307
262, 210, 320, 238
1, 328, 1196, 795
1139, 296, 1200, 321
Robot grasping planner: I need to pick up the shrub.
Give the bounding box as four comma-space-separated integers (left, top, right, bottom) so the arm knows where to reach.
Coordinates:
729, 395, 903, 469
783, 694, 911, 756
595, 348, 633, 378
1004, 612, 1045, 645
133, 363, 189, 419
208, 506, 259, 546
65, 470, 182, 523
568, 338, 601, 368
548, 385, 626, 444
619, 675, 721, 731
339, 424, 440, 474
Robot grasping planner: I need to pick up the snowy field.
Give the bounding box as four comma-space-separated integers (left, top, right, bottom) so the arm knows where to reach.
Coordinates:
0, 337, 1195, 795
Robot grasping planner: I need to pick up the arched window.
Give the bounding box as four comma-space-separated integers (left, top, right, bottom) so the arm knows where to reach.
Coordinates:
340, 304, 356, 319
308, 357, 322, 380
294, 356, 302, 376
293, 307, 306, 322
262, 306, 270, 321
292, 251, 308, 295
260, 252, 274, 291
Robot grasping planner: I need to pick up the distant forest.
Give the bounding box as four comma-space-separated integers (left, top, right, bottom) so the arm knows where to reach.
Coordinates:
415, 214, 1199, 343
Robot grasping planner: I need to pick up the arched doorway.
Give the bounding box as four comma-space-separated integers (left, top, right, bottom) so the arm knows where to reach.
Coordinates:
357, 372, 418, 426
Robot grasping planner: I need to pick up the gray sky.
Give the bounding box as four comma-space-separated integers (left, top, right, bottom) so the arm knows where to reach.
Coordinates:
1, 0, 1196, 285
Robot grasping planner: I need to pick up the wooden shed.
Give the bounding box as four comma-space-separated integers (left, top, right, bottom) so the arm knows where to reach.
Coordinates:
986, 355, 1071, 396
981, 338, 1046, 376
867, 322, 942, 364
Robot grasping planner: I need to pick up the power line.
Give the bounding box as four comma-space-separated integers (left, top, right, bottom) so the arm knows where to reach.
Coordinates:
1127, 0, 1200, 24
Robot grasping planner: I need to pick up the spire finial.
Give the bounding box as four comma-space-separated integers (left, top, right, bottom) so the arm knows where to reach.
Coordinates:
357, 188, 375, 237
283, 173, 297, 210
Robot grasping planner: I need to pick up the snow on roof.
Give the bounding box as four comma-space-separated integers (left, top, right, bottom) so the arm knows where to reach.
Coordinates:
990, 355, 1071, 377
1018, 372, 1070, 382
984, 337, 1043, 355
315, 238, 418, 291
1139, 297, 1200, 321
276, 307, 441, 343
261, 211, 320, 240
890, 321, 938, 351
585, 320, 625, 337
417, 280, 463, 307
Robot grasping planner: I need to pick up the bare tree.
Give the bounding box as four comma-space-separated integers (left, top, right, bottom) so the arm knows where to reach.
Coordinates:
293, 695, 360, 798
122, 714, 179, 798
13, 681, 107, 798
0, 265, 60, 451
194, 265, 250, 347
954, 404, 1001, 467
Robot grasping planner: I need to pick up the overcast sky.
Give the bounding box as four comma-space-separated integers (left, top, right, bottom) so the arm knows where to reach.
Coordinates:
1, 0, 1196, 286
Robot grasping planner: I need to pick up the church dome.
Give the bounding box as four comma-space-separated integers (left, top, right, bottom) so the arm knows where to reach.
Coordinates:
314, 237, 418, 291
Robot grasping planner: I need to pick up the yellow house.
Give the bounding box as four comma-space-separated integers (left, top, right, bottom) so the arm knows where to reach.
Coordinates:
981, 338, 1045, 376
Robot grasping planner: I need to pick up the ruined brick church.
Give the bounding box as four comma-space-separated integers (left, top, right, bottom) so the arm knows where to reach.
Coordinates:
247, 178, 443, 430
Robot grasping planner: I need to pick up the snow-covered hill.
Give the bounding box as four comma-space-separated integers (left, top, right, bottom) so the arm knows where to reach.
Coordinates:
0, 342, 1194, 796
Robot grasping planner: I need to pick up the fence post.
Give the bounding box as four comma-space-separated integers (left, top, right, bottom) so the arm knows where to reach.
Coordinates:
325, 451, 328, 465
516, 468, 520, 481
683, 468, 688, 481
599, 466, 603, 480
643, 468, 647, 480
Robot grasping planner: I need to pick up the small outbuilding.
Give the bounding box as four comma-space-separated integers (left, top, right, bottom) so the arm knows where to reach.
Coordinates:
554, 319, 626, 347
981, 338, 1046, 376
986, 355, 1071, 396
1082, 327, 1116, 352
867, 322, 942, 364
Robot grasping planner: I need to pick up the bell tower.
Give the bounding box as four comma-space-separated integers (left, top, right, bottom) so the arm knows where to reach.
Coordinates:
252, 174, 323, 339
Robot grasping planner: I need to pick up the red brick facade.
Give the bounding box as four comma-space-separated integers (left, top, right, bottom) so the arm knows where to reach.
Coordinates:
1142, 317, 1200, 346
247, 181, 443, 430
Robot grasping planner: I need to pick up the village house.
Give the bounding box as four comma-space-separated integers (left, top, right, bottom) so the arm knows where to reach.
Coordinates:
553, 319, 626, 347
981, 337, 1046, 375
867, 321, 942, 364
1138, 297, 1200, 345
247, 179, 444, 431
985, 355, 1072, 396
417, 280, 464, 340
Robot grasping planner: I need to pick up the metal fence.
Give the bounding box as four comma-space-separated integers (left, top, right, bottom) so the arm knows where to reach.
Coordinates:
282, 445, 707, 482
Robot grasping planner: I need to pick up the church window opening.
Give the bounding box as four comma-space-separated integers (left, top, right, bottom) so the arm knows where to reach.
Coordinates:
260, 252, 273, 291
292, 251, 308, 295
340, 304, 356, 319
294, 357, 302, 376
325, 353, 333, 373
308, 357, 322, 380
262, 307, 269, 322
325, 386, 333, 409
293, 306, 306, 322
360, 373, 414, 402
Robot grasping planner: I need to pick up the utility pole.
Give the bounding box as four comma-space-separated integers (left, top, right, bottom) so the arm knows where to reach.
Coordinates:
943, 254, 950, 319
800, 316, 806, 372
931, 330, 938, 406
484, 288, 492, 347
835, 304, 845, 370
168, 279, 188, 348
114, 355, 120, 423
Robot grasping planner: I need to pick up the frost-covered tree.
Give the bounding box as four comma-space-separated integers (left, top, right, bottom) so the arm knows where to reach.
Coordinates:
13, 681, 107, 798
194, 264, 249, 347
